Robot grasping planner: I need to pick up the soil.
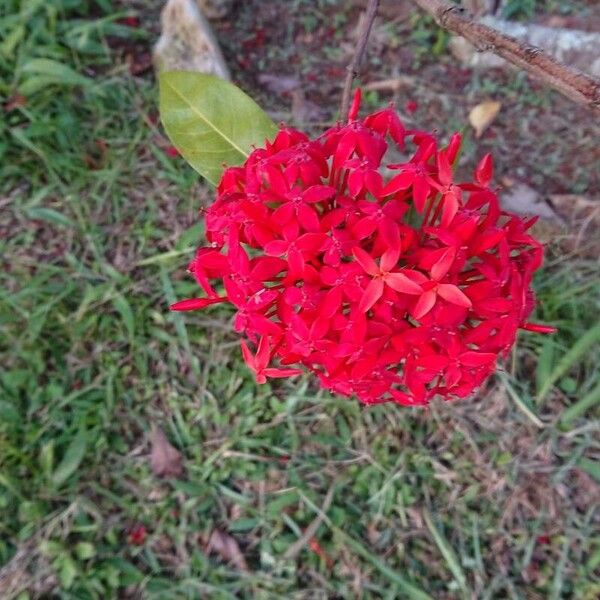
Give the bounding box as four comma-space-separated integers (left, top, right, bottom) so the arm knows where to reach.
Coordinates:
208, 0, 599, 197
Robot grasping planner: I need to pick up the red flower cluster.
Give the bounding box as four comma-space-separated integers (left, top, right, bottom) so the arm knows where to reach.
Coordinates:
172, 91, 554, 406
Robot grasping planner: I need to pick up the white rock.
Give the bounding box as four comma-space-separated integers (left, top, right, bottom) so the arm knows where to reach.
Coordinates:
197, 0, 235, 19
154, 0, 230, 80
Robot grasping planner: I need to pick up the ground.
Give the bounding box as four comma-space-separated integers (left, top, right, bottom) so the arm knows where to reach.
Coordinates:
0, 0, 599, 598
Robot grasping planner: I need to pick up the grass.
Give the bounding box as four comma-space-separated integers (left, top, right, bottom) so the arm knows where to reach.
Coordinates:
1, 0, 599, 598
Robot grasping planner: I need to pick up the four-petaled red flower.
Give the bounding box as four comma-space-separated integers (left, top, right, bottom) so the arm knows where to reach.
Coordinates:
171, 90, 555, 406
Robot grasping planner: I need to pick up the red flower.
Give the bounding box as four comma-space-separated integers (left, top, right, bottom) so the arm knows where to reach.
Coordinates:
405, 100, 418, 114
241, 336, 303, 384
353, 247, 422, 312
171, 89, 554, 405
127, 524, 147, 546
117, 16, 140, 28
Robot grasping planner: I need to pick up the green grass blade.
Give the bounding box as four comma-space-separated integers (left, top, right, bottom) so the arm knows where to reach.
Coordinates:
537, 320, 600, 403
423, 510, 470, 597
52, 429, 89, 487
499, 373, 544, 428
575, 458, 600, 483
334, 527, 433, 600
560, 380, 600, 424
550, 536, 571, 600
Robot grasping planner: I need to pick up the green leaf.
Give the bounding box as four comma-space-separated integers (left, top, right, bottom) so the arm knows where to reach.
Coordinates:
59, 554, 78, 589
75, 542, 96, 560
159, 71, 277, 185
0, 23, 25, 58
52, 428, 88, 487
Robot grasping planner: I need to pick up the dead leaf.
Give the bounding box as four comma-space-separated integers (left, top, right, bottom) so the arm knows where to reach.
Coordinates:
204, 529, 248, 571
501, 183, 562, 222
149, 427, 184, 478
469, 100, 501, 137
548, 194, 600, 224
3, 94, 27, 112
257, 73, 300, 95
291, 89, 327, 124
127, 51, 153, 76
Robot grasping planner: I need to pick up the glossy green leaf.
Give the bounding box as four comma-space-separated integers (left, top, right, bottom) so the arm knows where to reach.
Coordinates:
159, 71, 277, 185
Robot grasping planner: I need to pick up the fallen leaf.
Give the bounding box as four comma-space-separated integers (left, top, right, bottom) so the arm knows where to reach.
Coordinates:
501, 183, 562, 222
257, 73, 300, 95
291, 89, 327, 124
469, 100, 501, 138
3, 94, 27, 112
127, 51, 153, 76
548, 194, 600, 225
150, 427, 184, 478
548, 194, 600, 256
204, 529, 248, 571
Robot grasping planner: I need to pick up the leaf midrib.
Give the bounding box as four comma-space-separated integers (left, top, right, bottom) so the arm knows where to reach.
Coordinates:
166, 78, 249, 161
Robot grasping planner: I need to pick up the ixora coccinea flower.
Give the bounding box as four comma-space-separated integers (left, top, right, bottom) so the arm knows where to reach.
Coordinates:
171, 90, 555, 406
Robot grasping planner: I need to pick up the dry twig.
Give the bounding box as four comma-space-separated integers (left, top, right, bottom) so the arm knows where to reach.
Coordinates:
339, 0, 381, 119
410, 0, 600, 114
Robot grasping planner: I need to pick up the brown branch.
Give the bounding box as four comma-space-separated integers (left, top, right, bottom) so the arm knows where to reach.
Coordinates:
339, 0, 381, 120
410, 0, 600, 114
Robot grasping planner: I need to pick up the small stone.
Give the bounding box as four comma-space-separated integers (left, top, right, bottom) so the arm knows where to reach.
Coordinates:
154, 0, 230, 80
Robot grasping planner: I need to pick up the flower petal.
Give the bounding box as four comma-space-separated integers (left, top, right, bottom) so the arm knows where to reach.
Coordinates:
380, 247, 400, 272
412, 176, 430, 213
411, 290, 437, 319
459, 351, 496, 367
386, 273, 423, 295
430, 247, 456, 281
353, 247, 379, 276
437, 284, 472, 307
382, 171, 413, 196
263, 367, 303, 378
359, 278, 384, 312
520, 322, 557, 334
303, 185, 336, 203
170, 297, 227, 311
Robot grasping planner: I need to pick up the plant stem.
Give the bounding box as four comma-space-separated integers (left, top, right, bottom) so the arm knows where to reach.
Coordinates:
339, 0, 381, 120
